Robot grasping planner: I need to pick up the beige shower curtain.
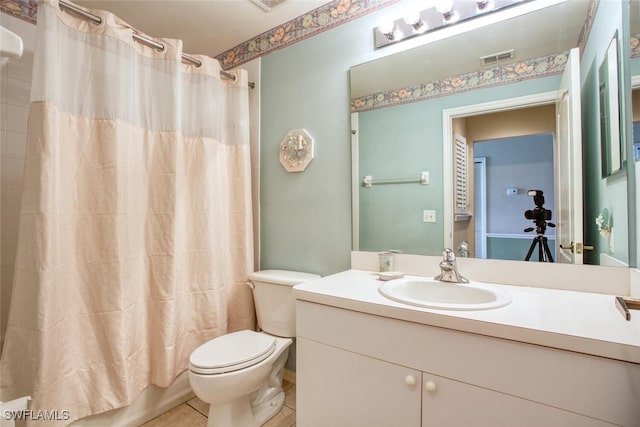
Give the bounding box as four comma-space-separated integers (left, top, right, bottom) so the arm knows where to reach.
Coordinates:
0, 0, 255, 424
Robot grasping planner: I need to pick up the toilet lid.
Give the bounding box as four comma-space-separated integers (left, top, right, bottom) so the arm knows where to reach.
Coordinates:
189, 330, 276, 375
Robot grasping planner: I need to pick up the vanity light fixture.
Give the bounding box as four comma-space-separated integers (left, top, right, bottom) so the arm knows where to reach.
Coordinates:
373, 0, 530, 49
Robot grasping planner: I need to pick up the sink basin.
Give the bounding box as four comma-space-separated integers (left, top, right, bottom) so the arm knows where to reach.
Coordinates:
379, 278, 512, 310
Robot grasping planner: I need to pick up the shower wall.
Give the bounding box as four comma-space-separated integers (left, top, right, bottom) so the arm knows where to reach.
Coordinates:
0, 13, 35, 349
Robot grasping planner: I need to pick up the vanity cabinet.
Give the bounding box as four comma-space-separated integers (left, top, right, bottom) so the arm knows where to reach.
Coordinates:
296, 300, 639, 427
298, 338, 613, 427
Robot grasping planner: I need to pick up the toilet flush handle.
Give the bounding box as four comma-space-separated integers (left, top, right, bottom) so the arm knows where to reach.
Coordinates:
246, 281, 255, 289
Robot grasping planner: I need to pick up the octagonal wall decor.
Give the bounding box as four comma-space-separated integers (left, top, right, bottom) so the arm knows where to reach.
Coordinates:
279, 129, 315, 172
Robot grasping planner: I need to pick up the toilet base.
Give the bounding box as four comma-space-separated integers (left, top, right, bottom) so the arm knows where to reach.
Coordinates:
252, 388, 285, 426
205, 388, 285, 427
207, 397, 257, 427
200, 339, 290, 427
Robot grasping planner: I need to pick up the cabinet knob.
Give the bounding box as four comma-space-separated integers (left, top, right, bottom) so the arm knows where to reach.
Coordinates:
404, 375, 417, 386
424, 380, 437, 392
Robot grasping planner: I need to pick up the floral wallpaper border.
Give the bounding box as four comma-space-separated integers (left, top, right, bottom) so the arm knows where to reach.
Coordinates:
214, 0, 401, 69
0, 0, 37, 23
350, 52, 569, 113
632, 34, 640, 58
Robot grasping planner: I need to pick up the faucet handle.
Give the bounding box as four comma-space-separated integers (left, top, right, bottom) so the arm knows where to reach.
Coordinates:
442, 248, 456, 262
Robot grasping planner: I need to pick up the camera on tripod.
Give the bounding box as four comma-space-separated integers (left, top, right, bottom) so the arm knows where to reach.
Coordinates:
523, 189, 555, 262
524, 190, 552, 226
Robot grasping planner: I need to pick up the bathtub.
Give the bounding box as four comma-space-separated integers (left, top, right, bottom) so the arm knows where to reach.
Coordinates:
71, 371, 193, 427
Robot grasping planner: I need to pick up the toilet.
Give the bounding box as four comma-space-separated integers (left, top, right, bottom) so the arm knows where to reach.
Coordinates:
188, 270, 320, 427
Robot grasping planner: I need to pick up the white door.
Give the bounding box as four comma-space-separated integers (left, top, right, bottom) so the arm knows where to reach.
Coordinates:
555, 47, 584, 264
474, 158, 487, 258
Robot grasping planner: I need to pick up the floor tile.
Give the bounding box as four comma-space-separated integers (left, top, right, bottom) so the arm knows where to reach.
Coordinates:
141, 403, 208, 427
263, 406, 295, 427
186, 396, 209, 417
284, 384, 296, 410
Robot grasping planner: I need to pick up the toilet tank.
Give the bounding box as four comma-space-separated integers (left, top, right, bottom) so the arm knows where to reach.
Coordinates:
248, 270, 320, 337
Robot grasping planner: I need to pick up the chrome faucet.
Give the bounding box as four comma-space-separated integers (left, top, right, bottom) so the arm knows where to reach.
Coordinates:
435, 248, 469, 283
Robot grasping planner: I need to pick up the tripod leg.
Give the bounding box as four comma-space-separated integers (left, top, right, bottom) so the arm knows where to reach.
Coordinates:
538, 236, 544, 262
525, 238, 537, 261
542, 237, 554, 262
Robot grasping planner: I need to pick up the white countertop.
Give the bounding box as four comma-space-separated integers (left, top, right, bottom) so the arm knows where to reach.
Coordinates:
293, 269, 640, 364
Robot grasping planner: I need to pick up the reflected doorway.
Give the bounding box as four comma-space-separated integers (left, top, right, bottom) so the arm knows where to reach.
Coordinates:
452, 104, 557, 261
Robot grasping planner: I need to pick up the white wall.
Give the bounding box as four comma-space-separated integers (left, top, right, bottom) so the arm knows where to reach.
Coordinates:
0, 14, 35, 349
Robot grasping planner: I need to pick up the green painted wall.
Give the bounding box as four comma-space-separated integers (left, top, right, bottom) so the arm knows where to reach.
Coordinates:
487, 236, 556, 262
581, 0, 630, 265
357, 82, 560, 256
358, 102, 442, 255
259, 2, 434, 276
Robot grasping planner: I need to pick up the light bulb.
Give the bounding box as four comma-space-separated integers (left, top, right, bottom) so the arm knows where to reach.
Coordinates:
435, 0, 454, 14
377, 18, 395, 40
436, 0, 457, 22
403, 11, 425, 32
476, 0, 494, 13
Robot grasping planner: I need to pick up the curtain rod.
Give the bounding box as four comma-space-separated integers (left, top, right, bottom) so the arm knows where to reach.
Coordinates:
58, 0, 255, 89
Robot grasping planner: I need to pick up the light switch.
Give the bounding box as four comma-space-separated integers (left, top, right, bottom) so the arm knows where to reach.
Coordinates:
423, 210, 436, 223
421, 171, 429, 185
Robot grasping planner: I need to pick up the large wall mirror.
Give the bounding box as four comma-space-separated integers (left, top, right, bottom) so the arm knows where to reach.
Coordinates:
350, 0, 636, 268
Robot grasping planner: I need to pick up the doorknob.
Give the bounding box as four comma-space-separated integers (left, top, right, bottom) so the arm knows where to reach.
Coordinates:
560, 242, 594, 254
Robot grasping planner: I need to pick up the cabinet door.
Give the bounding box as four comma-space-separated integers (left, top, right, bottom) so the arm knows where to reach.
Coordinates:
297, 337, 422, 427
422, 373, 616, 427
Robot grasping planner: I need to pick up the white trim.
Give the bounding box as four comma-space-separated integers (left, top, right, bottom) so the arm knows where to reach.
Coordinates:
442, 91, 559, 249
351, 112, 360, 250
632, 75, 640, 89
487, 233, 556, 240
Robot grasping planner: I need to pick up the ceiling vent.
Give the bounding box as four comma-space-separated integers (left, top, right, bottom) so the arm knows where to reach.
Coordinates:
250, 0, 287, 12
480, 49, 515, 66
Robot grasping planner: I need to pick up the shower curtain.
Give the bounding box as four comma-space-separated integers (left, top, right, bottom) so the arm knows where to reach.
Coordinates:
0, 0, 255, 424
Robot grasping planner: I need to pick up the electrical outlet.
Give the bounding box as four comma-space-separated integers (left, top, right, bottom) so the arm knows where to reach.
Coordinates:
423, 210, 436, 223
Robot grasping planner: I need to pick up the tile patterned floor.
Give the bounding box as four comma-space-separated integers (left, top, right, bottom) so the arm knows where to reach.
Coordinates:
141, 380, 296, 427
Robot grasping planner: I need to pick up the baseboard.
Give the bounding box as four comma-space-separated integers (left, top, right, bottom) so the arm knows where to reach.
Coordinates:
283, 368, 296, 385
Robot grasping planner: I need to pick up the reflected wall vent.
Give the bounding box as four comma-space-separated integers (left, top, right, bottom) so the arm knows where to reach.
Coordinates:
250, 0, 287, 12
480, 49, 515, 66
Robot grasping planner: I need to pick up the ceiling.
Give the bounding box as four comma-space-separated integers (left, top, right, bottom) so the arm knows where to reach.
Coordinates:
75, 0, 330, 57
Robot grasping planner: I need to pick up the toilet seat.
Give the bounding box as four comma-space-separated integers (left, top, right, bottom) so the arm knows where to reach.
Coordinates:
189, 330, 276, 375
